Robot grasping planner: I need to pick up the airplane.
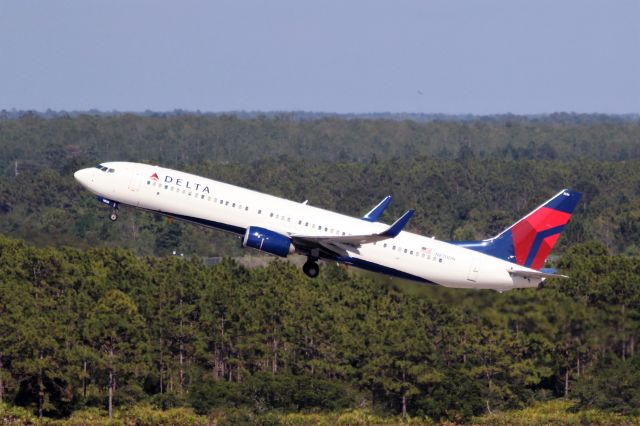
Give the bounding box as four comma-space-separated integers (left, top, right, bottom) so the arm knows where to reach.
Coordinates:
74, 162, 581, 291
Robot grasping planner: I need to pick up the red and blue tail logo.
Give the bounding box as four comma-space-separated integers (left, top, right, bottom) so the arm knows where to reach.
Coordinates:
452, 189, 581, 270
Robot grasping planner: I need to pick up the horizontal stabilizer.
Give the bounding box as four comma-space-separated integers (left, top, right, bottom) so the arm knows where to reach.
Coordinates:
508, 269, 567, 279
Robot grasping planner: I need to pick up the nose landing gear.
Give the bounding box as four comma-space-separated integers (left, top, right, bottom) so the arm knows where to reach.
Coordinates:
109, 204, 119, 221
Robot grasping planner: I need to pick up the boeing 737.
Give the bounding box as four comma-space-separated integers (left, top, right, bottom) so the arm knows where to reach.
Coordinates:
74, 162, 581, 291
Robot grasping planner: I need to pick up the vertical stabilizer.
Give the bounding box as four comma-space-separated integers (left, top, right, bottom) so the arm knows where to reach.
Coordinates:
451, 189, 581, 270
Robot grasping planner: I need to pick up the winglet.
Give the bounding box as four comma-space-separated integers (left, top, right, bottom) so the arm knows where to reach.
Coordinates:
381, 210, 414, 237
362, 195, 392, 222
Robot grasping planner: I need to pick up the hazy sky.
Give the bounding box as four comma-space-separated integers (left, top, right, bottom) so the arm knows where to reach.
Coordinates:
0, 0, 638, 114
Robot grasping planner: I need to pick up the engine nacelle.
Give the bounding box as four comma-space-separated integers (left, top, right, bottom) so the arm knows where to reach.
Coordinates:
242, 226, 294, 257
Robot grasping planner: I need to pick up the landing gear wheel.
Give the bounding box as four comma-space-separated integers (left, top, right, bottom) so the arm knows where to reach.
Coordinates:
303, 260, 320, 278
108, 202, 119, 221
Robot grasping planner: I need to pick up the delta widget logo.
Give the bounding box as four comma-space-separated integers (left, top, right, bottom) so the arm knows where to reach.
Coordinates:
150, 171, 211, 193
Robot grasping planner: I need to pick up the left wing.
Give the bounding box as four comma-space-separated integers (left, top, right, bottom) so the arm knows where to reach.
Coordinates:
291, 210, 414, 256
362, 195, 392, 222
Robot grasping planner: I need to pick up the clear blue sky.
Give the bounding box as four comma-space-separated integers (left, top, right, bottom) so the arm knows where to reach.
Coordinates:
0, 0, 638, 114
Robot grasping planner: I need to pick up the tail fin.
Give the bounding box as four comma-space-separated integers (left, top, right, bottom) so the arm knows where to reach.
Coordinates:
452, 189, 581, 270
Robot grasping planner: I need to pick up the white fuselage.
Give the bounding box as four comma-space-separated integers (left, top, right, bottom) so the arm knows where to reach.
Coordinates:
74, 162, 543, 291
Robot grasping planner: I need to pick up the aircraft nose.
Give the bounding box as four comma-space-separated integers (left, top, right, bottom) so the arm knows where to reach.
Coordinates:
74, 168, 94, 188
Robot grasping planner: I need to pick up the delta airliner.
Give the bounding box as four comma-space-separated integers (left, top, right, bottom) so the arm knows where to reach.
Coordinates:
74, 162, 581, 291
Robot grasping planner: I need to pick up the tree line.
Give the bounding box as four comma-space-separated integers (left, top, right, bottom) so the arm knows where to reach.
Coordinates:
1, 114, 640, 177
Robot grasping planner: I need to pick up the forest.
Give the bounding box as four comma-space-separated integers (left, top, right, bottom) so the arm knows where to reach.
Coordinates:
0, 112, 639, 424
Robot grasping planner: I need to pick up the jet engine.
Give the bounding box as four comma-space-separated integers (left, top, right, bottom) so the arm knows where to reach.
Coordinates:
242, 226, 295, 257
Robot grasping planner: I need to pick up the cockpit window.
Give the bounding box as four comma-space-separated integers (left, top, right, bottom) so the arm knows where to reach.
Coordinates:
94, 164, 114, 173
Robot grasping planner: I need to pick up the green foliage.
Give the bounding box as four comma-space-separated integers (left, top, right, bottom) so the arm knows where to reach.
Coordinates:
1, 114, 640, 174
470, 399, 635, 426
121, 404, 209, 426
188, 379, 242, 414
1, 235, 639, 423
242, 373, 354, 412
1, 114, 640, 258
0, 402, 39, 425
574, 355, 640, 416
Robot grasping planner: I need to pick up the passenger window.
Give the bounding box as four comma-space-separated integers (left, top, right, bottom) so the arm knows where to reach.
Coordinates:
410, 250, 413, 255
232, 203, 236, 207
220, 200, 223, 204
245, 206, 249, 211
305, 222, 309, 226
384, 243, 387, 248
258, 210, 262, 214
393, 246, 396, 250
147, 181, 150, 185
270, 213, 274, 217
225, 201, 229, 205
298, 220, 302, 225
165, 185, 168, 189
421, 253, 425, 258
201, 195, 205, 199
188, 192, 192, 196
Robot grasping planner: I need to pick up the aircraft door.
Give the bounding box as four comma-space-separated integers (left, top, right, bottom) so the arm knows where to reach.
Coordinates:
467, 258, 480, 282
128, 171, 142, 192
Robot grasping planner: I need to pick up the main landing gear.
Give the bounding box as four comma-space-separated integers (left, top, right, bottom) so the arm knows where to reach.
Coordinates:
109, 204, 119, 221
303, 258, 320, 278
